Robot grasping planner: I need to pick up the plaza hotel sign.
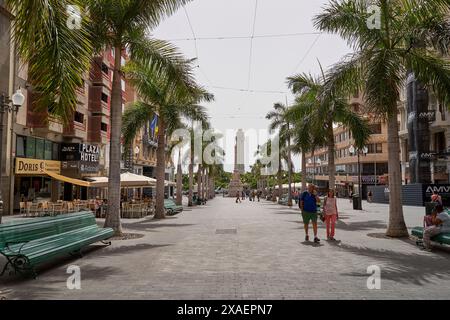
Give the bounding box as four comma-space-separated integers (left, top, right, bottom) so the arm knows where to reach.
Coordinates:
61, 143, 100, 175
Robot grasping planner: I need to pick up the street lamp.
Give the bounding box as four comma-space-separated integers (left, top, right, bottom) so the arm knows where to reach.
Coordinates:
0, 89, 25, 224
349, 145, 368, 210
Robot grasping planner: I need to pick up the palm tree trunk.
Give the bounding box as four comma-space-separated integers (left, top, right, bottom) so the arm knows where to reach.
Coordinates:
104, 45, 123, 236
176, 150, 182, 206
202, 167, 206, 202
386, 112, 408, 237
301, 151, 307, 192
288, 151, 293, 207
188, 146, 194, 206
197, 164, 202, 204
277, 153, 283, 202
327, 123, 336, 191
154, 116, 166, 219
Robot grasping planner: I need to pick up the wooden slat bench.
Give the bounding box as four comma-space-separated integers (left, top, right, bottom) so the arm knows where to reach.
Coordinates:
164, 199, 183, 216
0, 211, 114, 278
411, 227, 450, 247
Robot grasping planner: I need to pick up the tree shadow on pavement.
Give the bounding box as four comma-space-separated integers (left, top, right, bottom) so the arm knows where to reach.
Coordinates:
122, 220, 195, 231
333, 242, 450, 285
288, 220, 387, 232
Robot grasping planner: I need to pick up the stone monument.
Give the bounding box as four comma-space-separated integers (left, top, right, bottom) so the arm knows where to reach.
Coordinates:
228, 129, 244, 197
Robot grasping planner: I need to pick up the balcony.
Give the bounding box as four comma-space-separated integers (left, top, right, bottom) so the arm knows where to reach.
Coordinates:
88, 86, 110, 116
87, 115, 109, 144
63, 119, 87, 140
90, 57, 112, 89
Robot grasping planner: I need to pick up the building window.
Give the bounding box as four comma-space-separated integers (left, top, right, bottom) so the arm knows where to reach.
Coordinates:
52, 142, 59, 160
435, 132, 446, 153
16, 136, 26, 157
101, 122, 108, 132
26, 137, 36, 158
74, 111, 84, 124
101, 93, 109, 103
101, 63, 109, 75
367, 143, 383, 154
44, 140, 53, 160
35, 139, 45, 159
369, 123, 382, 134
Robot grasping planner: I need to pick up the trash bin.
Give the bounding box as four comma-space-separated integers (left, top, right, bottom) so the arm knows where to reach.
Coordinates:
353, 194, 362, 210
425, 202, 437, 215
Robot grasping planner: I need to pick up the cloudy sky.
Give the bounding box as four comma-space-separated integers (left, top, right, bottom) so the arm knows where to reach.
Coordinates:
153, 0, 353, 171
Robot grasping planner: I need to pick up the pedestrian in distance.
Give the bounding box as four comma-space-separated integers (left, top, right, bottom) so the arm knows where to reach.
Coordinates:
349, 190, 353, 203
367, 190, 373, 203
300, 184, 320, 243
323, 189, 339, 241
235, 191, 241, 203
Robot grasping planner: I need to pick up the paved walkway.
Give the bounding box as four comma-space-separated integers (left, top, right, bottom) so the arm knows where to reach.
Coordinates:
1, 197, 450, 300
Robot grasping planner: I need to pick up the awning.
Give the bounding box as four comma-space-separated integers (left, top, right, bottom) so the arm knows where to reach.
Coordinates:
45, 171, 92, 187
87, 172, 157, 188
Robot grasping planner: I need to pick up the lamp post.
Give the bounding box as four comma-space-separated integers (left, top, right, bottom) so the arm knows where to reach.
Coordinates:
0, 89, 25, 224
349, 145, 368, 210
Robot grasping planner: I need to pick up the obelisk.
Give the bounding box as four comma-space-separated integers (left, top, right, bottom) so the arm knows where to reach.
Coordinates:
228, 129, 244, 197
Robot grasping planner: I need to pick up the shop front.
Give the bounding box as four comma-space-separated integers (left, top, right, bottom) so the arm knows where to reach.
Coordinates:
14, 157, 62, 205
60, 143, 101, 200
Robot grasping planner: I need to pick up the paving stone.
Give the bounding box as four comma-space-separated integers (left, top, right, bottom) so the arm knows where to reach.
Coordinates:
1, 197, 449, 299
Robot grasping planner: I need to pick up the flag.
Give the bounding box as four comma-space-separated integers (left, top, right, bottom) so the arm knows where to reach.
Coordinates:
150, 115, 158, 139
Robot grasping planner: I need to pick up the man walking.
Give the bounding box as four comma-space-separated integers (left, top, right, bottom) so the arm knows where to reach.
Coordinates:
300, 184, 320, 243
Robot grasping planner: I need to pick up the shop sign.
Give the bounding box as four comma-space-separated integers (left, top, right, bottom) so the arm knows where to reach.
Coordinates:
15, 158, 61, 175
423, 184, 450, 206
61, 143, 100, 174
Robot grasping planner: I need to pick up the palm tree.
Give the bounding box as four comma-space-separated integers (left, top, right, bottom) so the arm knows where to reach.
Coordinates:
7, 0, 93, 123
123, 58, 212, 219
314, 0, 450, 237
266, 103, 294, 204
10, 0, 195, 235
287, 71, 371, 193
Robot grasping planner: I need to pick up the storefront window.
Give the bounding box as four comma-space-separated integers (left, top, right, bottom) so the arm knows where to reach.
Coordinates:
35, 138, 45, 159
16, 136, 26, 157
26, 137, 36, 158
44, 140, 53, 160
52, 142, 59, 160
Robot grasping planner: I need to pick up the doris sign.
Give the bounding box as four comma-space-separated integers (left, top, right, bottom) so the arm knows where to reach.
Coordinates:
15, 158, 61, 175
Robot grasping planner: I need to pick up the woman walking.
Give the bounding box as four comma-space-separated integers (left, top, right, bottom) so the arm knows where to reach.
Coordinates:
323, 189, 339, 241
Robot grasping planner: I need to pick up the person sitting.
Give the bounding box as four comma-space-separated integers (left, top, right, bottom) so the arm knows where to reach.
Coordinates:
431, 191, 443, 205
422, 204, 450, 251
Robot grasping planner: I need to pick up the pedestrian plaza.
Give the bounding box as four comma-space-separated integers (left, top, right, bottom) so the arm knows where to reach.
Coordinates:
1, 197, 449, 300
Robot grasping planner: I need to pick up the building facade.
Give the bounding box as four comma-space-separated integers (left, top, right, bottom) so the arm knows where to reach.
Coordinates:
304, 95, 389, 198
399, 83, 450, 185
0, 19, 138, 215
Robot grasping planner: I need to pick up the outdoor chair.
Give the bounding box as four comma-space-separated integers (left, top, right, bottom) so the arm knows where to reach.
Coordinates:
27, 203, 41, 218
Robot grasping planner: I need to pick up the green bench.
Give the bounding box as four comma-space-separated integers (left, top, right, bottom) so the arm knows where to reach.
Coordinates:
164, 199, 183, 216
411, 227, 450, 246
0, 211, 114, 278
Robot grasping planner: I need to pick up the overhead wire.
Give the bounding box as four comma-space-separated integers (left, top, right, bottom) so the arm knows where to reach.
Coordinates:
166, 32, 322, 41
292, 33, 322, 73
247, 0, 259, 91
